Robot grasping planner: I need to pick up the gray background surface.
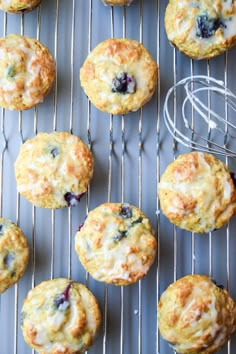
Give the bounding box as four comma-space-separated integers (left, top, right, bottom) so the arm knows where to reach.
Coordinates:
0, 0, 236, 353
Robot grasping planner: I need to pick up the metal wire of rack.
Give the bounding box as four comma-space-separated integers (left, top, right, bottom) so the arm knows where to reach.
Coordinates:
1, 1, 236, 354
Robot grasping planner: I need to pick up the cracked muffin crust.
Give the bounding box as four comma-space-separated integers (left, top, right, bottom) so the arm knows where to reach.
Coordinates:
0, 217, 29, 294
165, 0, 236, 59
0, 34, 55, 110
75, 202, 157, 285
158, 152, 236, 233
158, 274, 236, 353
14, 131, 94, 209
21, 278, 101, 354
0, 0, 41, 13
80, 38, 158, 115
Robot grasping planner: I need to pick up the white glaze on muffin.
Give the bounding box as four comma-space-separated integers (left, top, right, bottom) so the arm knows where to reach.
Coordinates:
0, 34, 55, 110
158, 152, 236, 233
14, 132, 94, 209
21, 278, 101, 354
165, 0, 236, 59
75, 202, 157, 285
158, 275, 236, 353
0, 218, 29, 294
80, 38, 158, 115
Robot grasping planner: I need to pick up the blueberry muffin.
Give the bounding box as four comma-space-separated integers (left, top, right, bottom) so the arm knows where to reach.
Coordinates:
0, 0, 41, 13
158, 152, 236, 233
165, 0, 236, 59
158, 274, 236, 353
0, 34, 55, 110
0, 218, 29, 294
14, 131, 94, 209
101, 0, 134, 6
75, 202, 157, 285
21, 278, 101, 354
80, 38, 158, 115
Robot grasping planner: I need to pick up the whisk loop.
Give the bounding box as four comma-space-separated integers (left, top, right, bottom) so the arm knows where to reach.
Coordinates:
163, 75, 236, 158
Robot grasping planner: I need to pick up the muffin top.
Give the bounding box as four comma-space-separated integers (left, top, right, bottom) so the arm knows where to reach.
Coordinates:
80, 38, 158, 115
0, 0, 41, 13
0, 217, 29, 294
14, 131, 94, 209
75, 202, 157, 285
158, 152, 236, 233
21, 278, 101, 354
158, 274, 236, 353
165, 0, 236, 59
0, 34, 55, 110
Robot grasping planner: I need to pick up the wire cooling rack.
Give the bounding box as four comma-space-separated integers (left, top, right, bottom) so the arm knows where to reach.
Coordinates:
1, 1, 236, 354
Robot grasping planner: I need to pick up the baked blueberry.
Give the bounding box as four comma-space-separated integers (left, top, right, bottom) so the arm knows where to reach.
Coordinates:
196, 13, 226, 38
211, 278, 225, 290
131, 217, 143, 226
64, 192, 85, 207
54, 282, 72, 311
50, 147, 59, 158
3, 252, 14, 269
113, 230, 128, 242
112, 72, 136, 94
77, 217, 87, 232
120, 204, 133, 218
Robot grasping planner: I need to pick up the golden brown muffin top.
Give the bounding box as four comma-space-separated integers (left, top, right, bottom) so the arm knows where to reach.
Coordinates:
80, 38, 158, 114
0, 34, 55, 110
158, 274, 236, 353
21, 278, 102, 354
75, 202, 157, 285
14, 132, 94, 209
158, 152, 236, 233
0, 218, 29, 294
165, 0, 236, 59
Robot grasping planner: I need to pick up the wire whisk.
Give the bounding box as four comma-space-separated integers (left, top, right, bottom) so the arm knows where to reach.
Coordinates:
163, 75, 236, 158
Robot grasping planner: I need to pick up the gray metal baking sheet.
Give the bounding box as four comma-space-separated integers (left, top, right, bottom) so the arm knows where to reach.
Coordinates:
1, 1, 236, 353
